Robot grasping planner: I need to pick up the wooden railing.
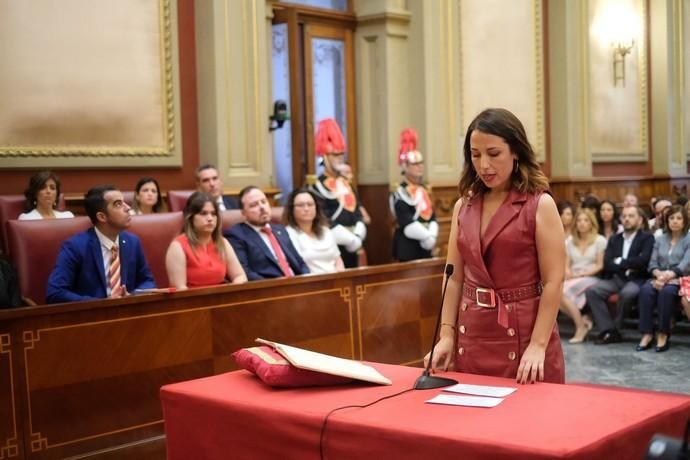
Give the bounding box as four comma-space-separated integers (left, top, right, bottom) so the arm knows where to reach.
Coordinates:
0, 259, 444, 459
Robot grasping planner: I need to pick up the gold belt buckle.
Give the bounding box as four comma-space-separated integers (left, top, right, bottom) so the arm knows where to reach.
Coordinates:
475, 287, 496, 308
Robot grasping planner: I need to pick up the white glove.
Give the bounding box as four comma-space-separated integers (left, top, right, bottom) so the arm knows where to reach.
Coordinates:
331, 224, 359, 247
354, 221, 367, 241
420, 236, 436, 251
403, 221, 431, 241
428, 221, 439, 238
345, 236, 363, 252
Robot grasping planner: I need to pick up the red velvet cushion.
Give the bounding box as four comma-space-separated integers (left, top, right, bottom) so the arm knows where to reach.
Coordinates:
232, 346, 352, 387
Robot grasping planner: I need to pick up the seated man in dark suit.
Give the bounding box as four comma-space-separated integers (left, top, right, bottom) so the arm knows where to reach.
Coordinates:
585, 206, 654, 344
46, 185, 156, 303
196, 164, 239, 210
224, 186, 308, 280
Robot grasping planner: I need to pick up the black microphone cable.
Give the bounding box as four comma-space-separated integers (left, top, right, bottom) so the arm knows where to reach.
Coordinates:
319, 386, 415, 460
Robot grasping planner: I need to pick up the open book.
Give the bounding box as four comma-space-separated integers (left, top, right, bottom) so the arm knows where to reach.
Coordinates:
256, 338, 392, 385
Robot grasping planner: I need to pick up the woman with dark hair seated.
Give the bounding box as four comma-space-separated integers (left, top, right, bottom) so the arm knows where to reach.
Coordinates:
19, 170, 74, 220
130, 176, 163, 215
636, 205, 690, 353
284, 187, 344, 274
598, 199, 622, 240
557, 200, 576, 236
165, 192, 246, 289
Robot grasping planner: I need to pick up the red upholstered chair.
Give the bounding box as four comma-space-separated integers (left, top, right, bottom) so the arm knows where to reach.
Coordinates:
167, 190, 194, 212
0, 195, 25, 254
122, 191, 135, 206
221, 210, 244, 231
6, 217, 91, 305
0, 194, 68, 254
220, 207, 284, 232
127, 212, 183, 288
271, 206, 284, 224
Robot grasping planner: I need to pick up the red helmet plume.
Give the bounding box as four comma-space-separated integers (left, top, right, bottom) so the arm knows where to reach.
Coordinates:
398, 128, 423, 165
315, 118, 346, 156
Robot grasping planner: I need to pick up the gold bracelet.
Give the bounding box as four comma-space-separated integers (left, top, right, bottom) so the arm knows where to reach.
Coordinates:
441, 322, 456, 331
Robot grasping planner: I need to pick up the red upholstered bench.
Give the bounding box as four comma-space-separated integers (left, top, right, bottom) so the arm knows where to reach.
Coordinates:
128, 212, 183, 288
221, 207, 284, 231
167, 190, 194, 213
6, 217, 91, 305
0, 194, 66, 254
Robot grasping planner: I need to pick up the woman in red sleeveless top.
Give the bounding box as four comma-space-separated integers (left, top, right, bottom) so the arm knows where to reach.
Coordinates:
166, 192, 247, 289
425, 108, 566, 384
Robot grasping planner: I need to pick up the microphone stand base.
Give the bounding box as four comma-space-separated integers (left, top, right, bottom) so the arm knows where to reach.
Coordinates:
413, 374, 458, 390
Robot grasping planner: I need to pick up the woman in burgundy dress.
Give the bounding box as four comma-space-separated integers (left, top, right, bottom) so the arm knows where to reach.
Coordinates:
425, 108, 566, 384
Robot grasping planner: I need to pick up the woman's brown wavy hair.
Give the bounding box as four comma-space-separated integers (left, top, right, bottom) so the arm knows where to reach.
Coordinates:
458, 108, 549, 198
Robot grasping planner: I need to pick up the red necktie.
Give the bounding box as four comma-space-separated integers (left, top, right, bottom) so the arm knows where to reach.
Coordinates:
109, 245, 121, 296
260, 225, 293, 277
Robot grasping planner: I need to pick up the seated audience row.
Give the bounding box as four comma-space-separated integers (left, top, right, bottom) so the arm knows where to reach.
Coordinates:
31, 182, 355, 305
558, 195, 690, 353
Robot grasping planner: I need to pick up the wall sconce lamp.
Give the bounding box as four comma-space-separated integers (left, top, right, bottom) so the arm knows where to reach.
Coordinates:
612, 40, 634, 87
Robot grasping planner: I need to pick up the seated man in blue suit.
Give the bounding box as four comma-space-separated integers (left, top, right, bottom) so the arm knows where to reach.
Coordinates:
46, 185, 156, 303
224, 186, 309, 280
585, 205, 654, 344
196, 164, 239, 210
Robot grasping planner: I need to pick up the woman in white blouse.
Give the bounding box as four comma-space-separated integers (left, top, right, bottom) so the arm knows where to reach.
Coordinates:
18, 171, 74, 220
561, 208, 607, 343
284, 188, 344, 274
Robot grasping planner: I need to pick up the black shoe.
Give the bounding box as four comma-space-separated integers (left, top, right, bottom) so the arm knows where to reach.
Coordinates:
635, 342, 652, 352
595, 330, 622, 345
655, 342, 670, 353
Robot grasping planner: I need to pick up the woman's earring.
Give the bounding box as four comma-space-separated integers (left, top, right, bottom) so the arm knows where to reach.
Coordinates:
513, 160, 519, 174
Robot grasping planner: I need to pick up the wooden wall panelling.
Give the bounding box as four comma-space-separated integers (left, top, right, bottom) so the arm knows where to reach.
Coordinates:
0, 332, 21, 459
351, 263, 442, 367
0, 259, 444, 459
358, 184, 394, 265
430, 184, 459, 258
549, 176, 685, 214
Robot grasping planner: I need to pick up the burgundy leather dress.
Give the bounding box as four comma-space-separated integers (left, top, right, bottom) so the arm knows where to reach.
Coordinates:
455, 189, 565, 383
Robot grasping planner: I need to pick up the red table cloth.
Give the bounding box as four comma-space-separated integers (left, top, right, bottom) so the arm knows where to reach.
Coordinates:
161, 363, 690, 459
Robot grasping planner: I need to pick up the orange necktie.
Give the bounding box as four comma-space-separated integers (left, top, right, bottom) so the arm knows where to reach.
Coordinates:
260, 226, 293, 277
109, 245, 121, 296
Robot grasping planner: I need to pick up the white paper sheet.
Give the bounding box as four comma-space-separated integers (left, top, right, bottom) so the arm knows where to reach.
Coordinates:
426, 394, 504, 408
443, 383, 517, 398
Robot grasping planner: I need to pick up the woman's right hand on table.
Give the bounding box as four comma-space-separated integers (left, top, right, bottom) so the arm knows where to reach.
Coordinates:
423, 335, 455, 372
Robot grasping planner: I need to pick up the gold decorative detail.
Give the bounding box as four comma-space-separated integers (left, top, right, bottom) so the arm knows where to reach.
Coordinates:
0, 334, 9, 353
532, 0, 545, 162
355, 285, 366, 302
30, 433, 48, 452
0, 0, 176, 159
0, 334, 19, 459
340, 286, 352, 303
22, 331, 39, 349
0, 436, 19, 458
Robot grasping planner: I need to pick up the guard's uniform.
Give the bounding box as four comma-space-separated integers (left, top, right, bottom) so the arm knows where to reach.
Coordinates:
390, 181, 437, 261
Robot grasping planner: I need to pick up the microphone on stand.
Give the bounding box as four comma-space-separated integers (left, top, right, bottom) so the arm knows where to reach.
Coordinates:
414, 263, 459, 390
